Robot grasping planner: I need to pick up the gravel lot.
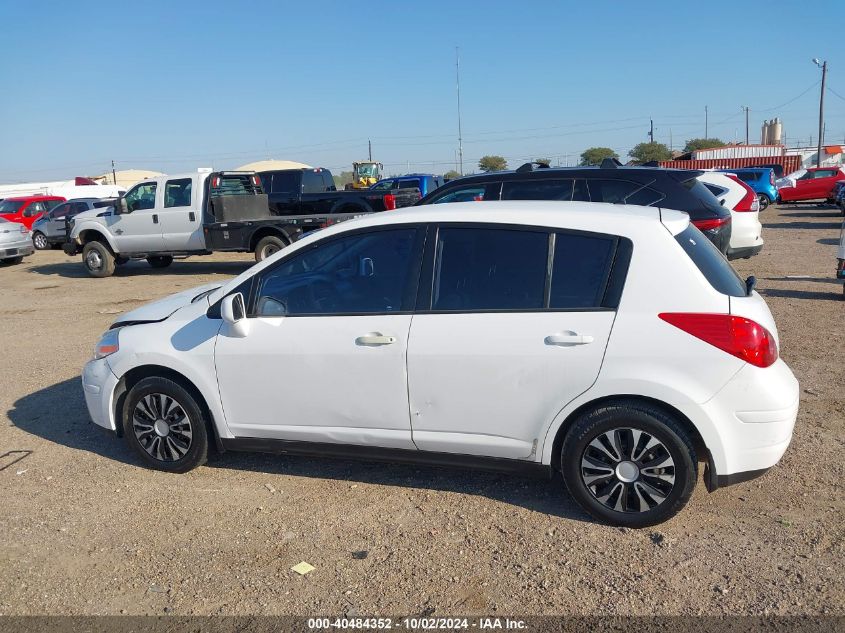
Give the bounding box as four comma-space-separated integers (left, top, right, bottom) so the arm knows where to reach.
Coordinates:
1, 204, 843, 617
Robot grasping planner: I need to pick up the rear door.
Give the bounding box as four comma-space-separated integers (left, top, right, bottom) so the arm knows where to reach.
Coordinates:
406, 224, 623, 459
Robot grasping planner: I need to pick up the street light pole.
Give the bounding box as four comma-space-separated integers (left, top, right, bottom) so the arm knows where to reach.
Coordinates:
813, 58, 827, 168
455, 47, 464, 176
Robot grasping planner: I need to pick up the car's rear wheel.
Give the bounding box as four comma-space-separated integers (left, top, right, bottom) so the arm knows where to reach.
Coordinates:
82, 241, 115, 277
122, 377, 208, 473
560, 401, 697, 527
254, 235, 286, 262
147, 256, 173, 269
32, 232, 49, 250
757, 194, 770, 211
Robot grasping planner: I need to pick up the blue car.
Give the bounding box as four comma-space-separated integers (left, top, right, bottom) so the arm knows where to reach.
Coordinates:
370, 173, 444, 197
718, 168, 778, 211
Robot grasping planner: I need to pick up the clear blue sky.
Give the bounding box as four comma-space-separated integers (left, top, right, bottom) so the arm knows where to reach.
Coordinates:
2, 0, 844, 182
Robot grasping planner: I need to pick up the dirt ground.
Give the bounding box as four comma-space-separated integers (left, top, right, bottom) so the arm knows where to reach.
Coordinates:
0, 204, 843, 617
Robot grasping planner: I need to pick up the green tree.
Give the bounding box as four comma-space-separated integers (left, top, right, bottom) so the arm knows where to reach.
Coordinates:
683, 138, 726, 154
444, 169, 461, 180
534, 157, 552, 166
628, 142, 673, 164
333, 170, 354, 189
579, 147, 619, 166
478, 155, 508, 172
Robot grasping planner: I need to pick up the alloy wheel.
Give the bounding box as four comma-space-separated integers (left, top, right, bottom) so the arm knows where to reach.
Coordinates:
33, 233, 48, 249
580, 427, 676, 513
132, 393, 193, 462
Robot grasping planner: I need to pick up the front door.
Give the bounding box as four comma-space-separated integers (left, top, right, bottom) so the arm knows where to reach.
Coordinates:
407, 226, 620, 459
109, 181, 165, 252
214, 225, 425, 449
159, 177, 204, 250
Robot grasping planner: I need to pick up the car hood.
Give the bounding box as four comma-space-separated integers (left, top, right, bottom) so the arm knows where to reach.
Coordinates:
113, 282, 223, 326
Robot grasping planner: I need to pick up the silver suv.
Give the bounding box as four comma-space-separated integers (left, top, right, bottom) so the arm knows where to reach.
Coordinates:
30, 198, 115, 250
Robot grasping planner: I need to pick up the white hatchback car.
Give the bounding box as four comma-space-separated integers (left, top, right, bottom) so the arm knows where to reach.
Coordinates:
697, 171, 764, 260
82, 201, 799, 527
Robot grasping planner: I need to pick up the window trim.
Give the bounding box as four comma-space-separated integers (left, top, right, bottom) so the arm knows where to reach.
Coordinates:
244, 223, 428, 318
415, 222, 625, 314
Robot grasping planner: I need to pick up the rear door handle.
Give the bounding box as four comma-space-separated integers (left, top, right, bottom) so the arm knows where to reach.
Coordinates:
189, 211, 196, 221
356, 333, 397, 346
545, 333, 594, 346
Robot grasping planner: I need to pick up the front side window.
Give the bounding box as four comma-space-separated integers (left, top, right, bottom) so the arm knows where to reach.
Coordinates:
71, 202, 91, 215
501, 179, 573, 201
254, 228, 419, 317
24, 202, 47, 217
50, 202, 71, 219
164, 178, 192, 208
550, 233, 616, 309
432, 228, 548, 311
370, 180, 394, 191
430, 183, 498, 204
125, 182, 157, 211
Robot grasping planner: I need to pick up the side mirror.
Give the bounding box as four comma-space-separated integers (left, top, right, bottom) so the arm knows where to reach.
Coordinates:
115, 197, 130, 214
221, 293, 250, 338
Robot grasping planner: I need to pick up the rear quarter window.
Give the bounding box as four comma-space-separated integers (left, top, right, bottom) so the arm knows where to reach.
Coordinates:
675, 226, 746, 297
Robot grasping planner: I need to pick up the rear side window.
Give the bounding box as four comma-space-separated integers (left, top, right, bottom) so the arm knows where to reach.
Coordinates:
680, 178, 727, 217
164, 178, 192, 208
433, 228, 548, 310
502, 179, 573, 200
675, 226, 746, 297
550, 233, 616, 308
585, 179, 664, 206
399, 179, 421, 190
267, 172, 300, 194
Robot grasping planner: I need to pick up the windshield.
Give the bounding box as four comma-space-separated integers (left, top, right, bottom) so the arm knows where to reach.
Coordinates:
357, 164, 379, 178
0, 201, 24, 214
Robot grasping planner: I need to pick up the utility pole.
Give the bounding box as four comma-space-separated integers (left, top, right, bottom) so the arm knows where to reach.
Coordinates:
648, 118, 654, 143
455, 47, 464, 176
741, 106, 750, 145
111, 160, 117, 185
813, 58, 827, 167
705, 105, 708, 138
368, 139, 372, 161
669, 128, 673, 151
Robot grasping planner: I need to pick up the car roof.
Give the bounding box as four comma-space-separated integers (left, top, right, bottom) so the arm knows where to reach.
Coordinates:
440, 165, 702, 183
315, 200, 689, 236
4, 194, 65, 202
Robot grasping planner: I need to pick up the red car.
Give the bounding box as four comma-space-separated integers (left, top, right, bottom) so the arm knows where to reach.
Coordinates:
0, 195, 66, 230
777, 167, 845, 203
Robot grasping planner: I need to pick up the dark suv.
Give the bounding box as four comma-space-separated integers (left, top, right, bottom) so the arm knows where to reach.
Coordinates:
417, 161, 732, 253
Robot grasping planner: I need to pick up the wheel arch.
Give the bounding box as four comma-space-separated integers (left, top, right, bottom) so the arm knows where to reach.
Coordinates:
248, 226, 293, 252
547, 394, 708, 473
78, 228, 118, 252
114, 364, 224, 453
330, 200, 371, 215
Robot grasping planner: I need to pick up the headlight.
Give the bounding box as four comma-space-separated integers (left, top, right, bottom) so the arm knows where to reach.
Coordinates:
93, 329, 120, 359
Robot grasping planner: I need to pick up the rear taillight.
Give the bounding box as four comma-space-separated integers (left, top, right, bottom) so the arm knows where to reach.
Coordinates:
251, 175, 260, 187
383, 193, 396, 210
727, 174, 757, 212
659, 313, 778, 368
211, 176, 221, 188
691, 216, 730, 232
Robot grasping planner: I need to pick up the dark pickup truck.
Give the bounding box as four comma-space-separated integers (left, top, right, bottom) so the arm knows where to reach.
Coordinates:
258, 168, 420, 232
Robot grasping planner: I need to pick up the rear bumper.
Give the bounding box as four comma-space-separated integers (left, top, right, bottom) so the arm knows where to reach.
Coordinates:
1, 239, 34, 258
727, 243, 764, 260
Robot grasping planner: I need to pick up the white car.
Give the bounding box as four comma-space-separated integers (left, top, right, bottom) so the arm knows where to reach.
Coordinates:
698, 171, 764, 260
82, 201, 799, 527
0, 217, 34, 264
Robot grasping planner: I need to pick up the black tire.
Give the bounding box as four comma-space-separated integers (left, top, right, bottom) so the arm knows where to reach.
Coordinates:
32, 231, 49, 250
254, 235, 286, 262
147, 255, 173, 269
82, 241, 115, 278
122, 377, 208, 473
560, 401, 697, 528
1, 256, 24, 265
757, 194, 770, 211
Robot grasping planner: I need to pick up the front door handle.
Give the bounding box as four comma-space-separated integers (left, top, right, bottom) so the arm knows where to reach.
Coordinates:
152, 214, 159, 224
545, 333, 594, 346
189, 211, 196, 221
356, 333, 397, 346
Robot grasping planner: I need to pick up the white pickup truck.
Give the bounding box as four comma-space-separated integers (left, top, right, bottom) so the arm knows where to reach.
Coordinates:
65, 169, 304, 277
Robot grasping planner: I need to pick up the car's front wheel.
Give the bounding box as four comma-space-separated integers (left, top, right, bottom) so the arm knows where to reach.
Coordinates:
122, 377, 208, 473
560, 401, 697, 527
82, 241, 115, 277
32, 231, 49, 250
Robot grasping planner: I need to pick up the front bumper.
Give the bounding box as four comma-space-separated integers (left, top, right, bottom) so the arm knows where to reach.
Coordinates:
82, 357, 120, 432
1, 237, 34, 259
